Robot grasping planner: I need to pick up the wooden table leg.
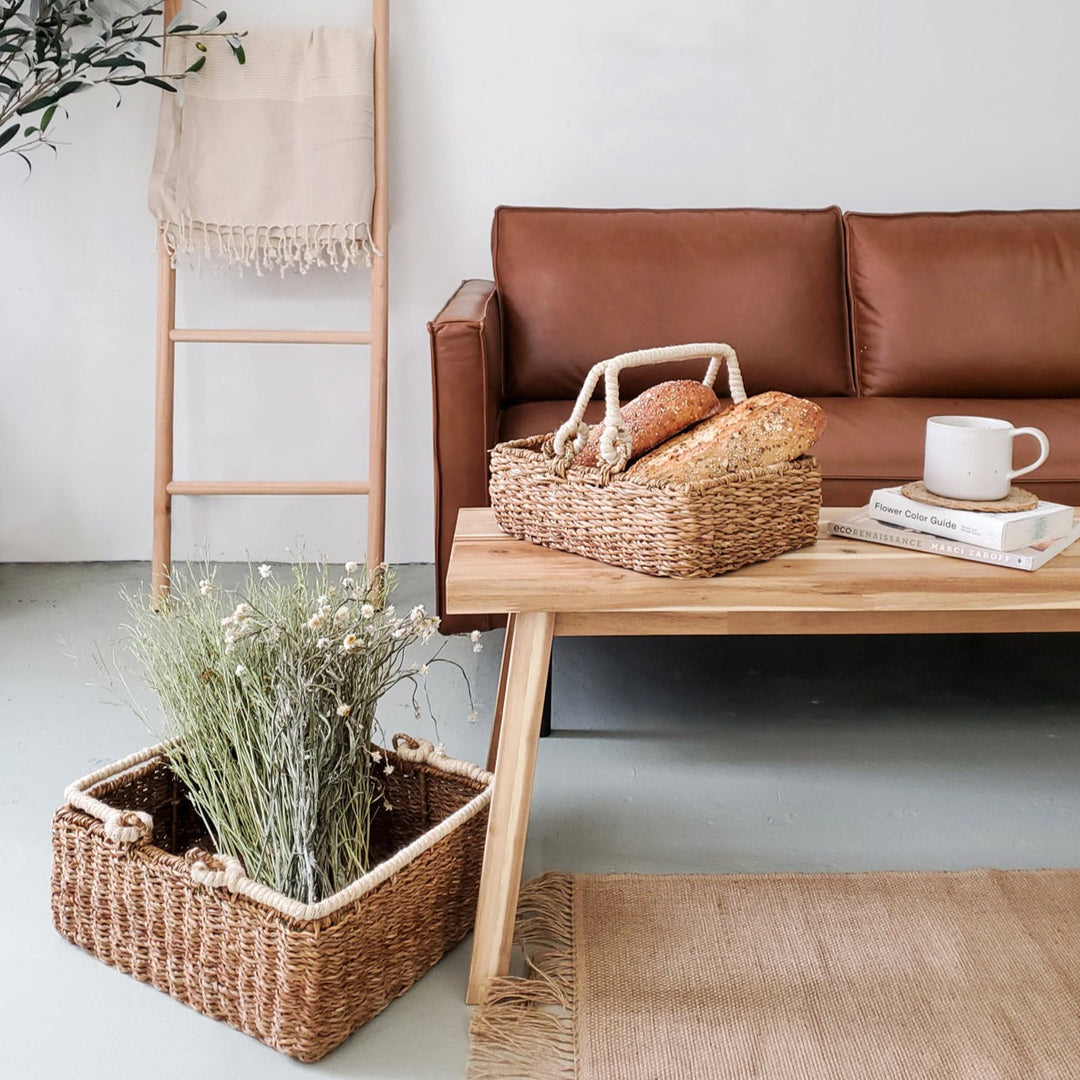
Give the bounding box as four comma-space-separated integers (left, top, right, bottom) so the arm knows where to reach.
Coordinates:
467, 610, 555, 1004
486, 613, 516, 773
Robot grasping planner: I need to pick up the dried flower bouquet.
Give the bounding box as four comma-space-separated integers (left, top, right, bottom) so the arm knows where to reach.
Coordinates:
119, 559, 477, 905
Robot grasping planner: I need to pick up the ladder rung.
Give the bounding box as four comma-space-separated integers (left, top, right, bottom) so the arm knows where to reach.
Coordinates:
167, 481, 370, 496
170, 329, 373, 345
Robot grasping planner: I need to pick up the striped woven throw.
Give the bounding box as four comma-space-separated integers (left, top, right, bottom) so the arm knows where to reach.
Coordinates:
149, 28, 375, 275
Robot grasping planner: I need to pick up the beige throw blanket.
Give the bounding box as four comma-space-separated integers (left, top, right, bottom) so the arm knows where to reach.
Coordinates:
149, 28, 376, 274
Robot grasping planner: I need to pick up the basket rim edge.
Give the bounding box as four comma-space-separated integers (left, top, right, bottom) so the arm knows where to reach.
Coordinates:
59, 741, 492, 923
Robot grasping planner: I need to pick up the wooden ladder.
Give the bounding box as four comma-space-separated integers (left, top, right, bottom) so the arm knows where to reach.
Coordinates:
152, 0, 389, 604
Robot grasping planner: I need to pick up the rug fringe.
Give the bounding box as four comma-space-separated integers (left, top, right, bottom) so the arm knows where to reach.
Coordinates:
467, 872, 577, 1079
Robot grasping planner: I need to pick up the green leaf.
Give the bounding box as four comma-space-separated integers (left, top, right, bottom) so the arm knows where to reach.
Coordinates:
196, 41, 207, 53
140, 76, 178, 93
199, 11, 227, 33
0, 123, 20, 150
185, 55, 206, 74
17, 81, 90, 113
92, 56, 147, 72
41, 104, 57, 132
167, 23, 199, 34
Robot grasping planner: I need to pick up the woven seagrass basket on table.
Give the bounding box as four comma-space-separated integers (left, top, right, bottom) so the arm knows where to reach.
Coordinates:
489, 343, 822, 577
51, 735, 491, 1063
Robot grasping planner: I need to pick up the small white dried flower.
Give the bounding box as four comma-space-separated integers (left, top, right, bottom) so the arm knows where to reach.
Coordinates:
258, 563, 272, 579
345, 561, 359, 574
422, 626, 436, 644
336, 704, 351, 717
334, 605, 350, 625
370, 750, 383, 763
235, 664, 247, 677
340, 634, 361, 654
410, 604, 426, 622
468, 709, 479, 723
419, 664, 429, 676
199, 579, 212, 597
383, 763, 395, 776
360, 603, 375, 619
342, 577, 356, 590
234, 603, 253, 618
393, 627, 407, 639
307, 613, 324, 629
384, 604, 395, 617
316, 637, 331, 650
221, 615, 235, 628
383, 798, 393, 811
317, 595, 329, 607
470, 629, 482, 644
473, 641, 483, 654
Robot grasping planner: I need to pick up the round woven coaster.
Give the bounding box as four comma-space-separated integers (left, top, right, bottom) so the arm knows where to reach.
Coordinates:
900, 481, 1038, 513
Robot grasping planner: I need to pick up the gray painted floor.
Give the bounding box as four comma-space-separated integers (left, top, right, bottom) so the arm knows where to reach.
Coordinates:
3, 562, 1078, 1079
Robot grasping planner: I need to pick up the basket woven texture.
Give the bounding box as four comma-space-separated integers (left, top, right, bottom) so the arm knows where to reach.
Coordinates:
51, 737, 491, 1062
489, 343, 823, 577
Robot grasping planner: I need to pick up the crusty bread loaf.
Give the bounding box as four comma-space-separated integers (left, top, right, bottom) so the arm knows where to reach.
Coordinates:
574, 380, 722, 469
624, 391, 827, 483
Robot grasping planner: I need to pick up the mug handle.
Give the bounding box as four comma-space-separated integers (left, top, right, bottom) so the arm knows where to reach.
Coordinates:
1008, 427, 1050, 482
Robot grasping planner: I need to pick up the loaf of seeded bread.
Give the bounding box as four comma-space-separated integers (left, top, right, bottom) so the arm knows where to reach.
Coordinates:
574, 380, 723, 468
624, 391, 827, 483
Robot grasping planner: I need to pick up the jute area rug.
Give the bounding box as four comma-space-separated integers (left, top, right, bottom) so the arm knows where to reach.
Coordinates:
467, 869, 1080, 1079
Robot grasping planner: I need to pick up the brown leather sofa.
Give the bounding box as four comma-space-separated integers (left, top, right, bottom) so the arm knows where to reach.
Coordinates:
429, 206, 1080, 633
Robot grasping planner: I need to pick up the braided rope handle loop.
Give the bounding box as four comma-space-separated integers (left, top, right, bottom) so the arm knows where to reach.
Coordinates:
548, 343, 743, 476
391, 733, 492, 785
63, 743, 169, 845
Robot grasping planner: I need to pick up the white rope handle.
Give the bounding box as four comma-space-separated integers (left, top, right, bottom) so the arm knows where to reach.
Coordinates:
549, 342, 744, 474
63, 742, 173, 844
391, 733, 491, 785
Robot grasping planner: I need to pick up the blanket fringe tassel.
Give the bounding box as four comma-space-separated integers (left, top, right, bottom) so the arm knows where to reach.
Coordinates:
160, 218, 379, 276
467, 871, 577, 1079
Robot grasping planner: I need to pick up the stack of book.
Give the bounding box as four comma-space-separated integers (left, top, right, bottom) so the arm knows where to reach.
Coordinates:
827, 486, 1080, 570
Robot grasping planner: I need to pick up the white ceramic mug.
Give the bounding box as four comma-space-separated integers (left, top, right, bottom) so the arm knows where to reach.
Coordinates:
923, 416, 1050, 501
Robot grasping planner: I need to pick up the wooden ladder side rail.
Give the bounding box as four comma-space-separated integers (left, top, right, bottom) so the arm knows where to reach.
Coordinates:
152, 0, 390, 605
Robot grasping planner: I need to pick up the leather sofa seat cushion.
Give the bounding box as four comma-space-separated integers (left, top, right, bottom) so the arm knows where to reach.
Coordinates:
493, 207, 855, 402
847, 210, 1080, 397
498, 397, 1080, 508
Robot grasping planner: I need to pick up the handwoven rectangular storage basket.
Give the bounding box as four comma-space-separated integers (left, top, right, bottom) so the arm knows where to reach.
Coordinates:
51, 736, 491, 1063
489, 343, 823, 577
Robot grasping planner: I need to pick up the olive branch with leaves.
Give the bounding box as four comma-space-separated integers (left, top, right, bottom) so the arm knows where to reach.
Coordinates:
0, 0, 245, 172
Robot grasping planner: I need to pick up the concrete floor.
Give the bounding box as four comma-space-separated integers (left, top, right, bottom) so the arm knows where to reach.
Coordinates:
3, 562, 1079, 1079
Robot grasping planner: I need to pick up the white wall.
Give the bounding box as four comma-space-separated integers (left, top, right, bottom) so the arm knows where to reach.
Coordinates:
3, 0, 1079, 564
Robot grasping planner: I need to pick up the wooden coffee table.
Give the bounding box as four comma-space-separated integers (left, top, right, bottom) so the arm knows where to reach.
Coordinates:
447, 507, 1080, 1002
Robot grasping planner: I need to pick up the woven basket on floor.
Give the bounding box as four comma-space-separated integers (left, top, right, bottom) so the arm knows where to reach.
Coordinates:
489, 343, 822, 577
51, 735, 491, 1063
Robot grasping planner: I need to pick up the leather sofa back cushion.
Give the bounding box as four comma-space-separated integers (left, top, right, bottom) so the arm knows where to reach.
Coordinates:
492, 207, 855, 401
847, 210, 1080, 397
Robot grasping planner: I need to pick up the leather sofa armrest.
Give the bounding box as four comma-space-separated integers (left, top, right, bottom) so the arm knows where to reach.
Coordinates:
428, 279, 504, 634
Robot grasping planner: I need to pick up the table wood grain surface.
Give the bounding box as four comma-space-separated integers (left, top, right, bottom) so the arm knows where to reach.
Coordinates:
447, 508, 1080, 636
